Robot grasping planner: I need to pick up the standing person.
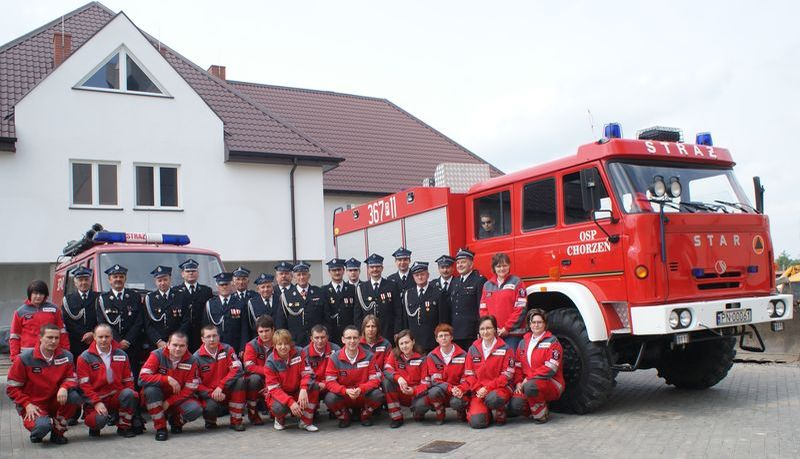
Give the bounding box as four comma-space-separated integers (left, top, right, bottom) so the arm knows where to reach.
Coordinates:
387, 247, 413, 293
323, 325, 385, 428
172, 259, 214, 353
345, 258, 362, 287
232, 266, 257, 305
273, 261, 295, 299
6, 323, 82, 445
449, 249, 486, 351
9, 280, 70, 362
479, 253, 528, 350
463, 315, 515, 429
243, 315, 275, 426
76, 323, 138, 438
144, 266, 190, 350
302, 324, 340, 417
433, 255, 456, 295
194, 325, 246, 431
358, 315, 392, 371
420, 324, 469, 424
323, 258, 356, 341
264, 330, 320, 432
138, 332, 203, 441
382, 329, 429, 428
244, 273, 278, 342
278, 262, 325, 346
62, 266, 98, 357
355, 253, 401, 338
204, 272, 246, 354
401, 262, 445, 352
509, 309, 564, 423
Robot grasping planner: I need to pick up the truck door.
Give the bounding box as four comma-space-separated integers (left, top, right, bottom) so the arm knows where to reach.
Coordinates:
469, 188, 514, 274
514, 177, 559, 283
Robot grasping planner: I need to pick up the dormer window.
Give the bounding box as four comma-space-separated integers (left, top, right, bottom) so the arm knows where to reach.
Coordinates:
76, 46, 167, 96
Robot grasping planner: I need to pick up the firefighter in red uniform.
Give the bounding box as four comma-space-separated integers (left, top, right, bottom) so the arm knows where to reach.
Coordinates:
359, 314, 392, 371
479, 253, 528, 351
463, 315, 515, 428
382, 329, 429, 427
138, 331, 203, 441
6, 323, 82, 445
194, 324, 247, 431
9, 280, 69, 362
420, 323, 470, 424
324, 325, 385, 427
264, 329, 320, 431
302, 324, 340, 418
243, 314, 275, 425
509, 309, 565, 423
76, 323, 138, 437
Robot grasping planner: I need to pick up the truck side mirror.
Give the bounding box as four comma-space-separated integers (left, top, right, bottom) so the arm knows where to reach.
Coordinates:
580, 168, 599, 212
753, 176, 764, 214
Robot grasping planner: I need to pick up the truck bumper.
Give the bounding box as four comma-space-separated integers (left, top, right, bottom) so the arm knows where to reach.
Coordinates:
630, 294, 793, 335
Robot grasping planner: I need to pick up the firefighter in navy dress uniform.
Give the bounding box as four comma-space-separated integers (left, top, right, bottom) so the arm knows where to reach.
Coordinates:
278, 262, 325, 346
244, 273, 278, 341
204, 272, 246, 354
273, 261, 294, 329
355, 253, 402, 338
322, 258, 356, 340
172, 259, 214, 353
62, 266, 98, 357
345, 258, 362, 287
144, 266, 189, 350
448, 249, 487, 351
433, 255, 456, 296
387, 247, 413, 293
402, 262, 446, 352
232, 266, 257, 306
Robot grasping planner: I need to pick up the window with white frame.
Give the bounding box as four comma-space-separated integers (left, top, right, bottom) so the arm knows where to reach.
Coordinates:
76, 46, 167, 96
70, 161, 119, 207
135, 164, 179, 208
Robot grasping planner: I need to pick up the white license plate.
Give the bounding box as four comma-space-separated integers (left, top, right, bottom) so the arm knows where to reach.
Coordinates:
716, 309, 752, 326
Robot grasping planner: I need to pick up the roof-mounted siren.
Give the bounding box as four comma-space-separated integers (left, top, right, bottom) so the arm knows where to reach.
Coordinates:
92, 231, 190, 245
604, 122, 622, 139
636, 126, 683, 143
696, 132, 713, 146
62, 223, 104, 256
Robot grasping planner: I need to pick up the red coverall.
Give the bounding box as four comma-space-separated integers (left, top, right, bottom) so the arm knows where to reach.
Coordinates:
264, 346, 319, 426
6, 346, 80, 439
242, 337, 271, 422
138, 348, 202, 431
382, 351, 429, 422
463, 338, 515, 428
510, 330, 565, 420
479, 276, 527, 343
359, 336, 391, 371
9, 301, 70, 361
422, 344, 470, 422
77, 341, 138, 431
194, 343, 245, 427
323, 347, 385, 422
303, 341, 340, 413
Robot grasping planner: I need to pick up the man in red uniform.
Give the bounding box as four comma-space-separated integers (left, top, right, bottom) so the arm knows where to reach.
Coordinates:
243, 314, 275, 425
421, 324, 470, 424
323, 325, 384, 427
302, 324, 339, 418
6, 323, 81, 445
76, 323, 138, 437
194, 324, 246, 431
264, 329, 320, 431
9, 280, 69, 361
139, 331, 203, 441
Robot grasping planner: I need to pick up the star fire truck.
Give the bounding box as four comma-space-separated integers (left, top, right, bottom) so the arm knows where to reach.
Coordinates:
333, 124, 792, 414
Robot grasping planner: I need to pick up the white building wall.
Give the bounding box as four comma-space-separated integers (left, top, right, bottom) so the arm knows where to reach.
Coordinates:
322, 192, 376, 282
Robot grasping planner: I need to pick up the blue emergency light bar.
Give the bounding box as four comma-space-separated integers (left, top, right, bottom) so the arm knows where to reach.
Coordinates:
696, 132, 713, 146
604, 122, 622, 139
93, 231, 190, 245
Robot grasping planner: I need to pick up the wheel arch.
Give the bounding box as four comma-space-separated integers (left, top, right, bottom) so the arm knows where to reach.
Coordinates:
526, 282, 609, 342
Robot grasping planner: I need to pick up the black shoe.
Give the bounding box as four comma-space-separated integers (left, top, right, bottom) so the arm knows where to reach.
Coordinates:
338, 418, 351, 428
390, 419, 404, 428
29, 433, 44, 444
117, 428, 136, 438
67, 418, 79, 426
132, 425, 144, 435
205, 421, 218, 430
155, 429, 168, 441
170, 425, 183, 434
50, 434, 69, 445
89, 428, 101, 437
229, 423, 246, 432
361, 418, 374, 427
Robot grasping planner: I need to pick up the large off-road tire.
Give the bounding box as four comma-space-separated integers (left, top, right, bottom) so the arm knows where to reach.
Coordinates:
547, 307, 615, 414
656, 337, 736, 389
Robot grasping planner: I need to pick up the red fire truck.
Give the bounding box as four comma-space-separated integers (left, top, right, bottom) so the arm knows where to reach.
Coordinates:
333, 124, 792, 413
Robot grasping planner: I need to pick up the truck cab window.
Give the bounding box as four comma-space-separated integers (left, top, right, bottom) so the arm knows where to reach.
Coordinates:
474, 190, 511, 239
563, 169, 611, 225
522, 178, 556, 231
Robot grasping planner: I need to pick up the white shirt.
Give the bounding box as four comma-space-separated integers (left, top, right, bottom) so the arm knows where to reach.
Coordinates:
481, 338, 497, 360
112, 289, 124, 299
98, 347, 113, 383
440, 345, 455, 365
527, 333, 545, 367
418, 282, 430, 296
331, 282, 343, 292
461, 271, 473, 282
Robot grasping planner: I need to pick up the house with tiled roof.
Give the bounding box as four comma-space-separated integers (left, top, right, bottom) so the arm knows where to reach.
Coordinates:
0, 2, 497, 319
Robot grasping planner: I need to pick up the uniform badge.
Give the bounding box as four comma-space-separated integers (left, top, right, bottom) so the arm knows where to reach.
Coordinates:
367, 296, 373, 301
552, 350, 560, 360
425, 301, 430, 312
387, 292, 392, 299
380, 293, 385, 301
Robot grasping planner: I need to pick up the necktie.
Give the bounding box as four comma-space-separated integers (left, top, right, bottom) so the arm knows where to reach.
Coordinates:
336, 284, 341, 294
81, 293, 87, 301
223, 297, 229, 307
443, 281, 448, 291
117, 292, 122, 301
300, 289, 307, 299
419, 288, 424, 297
373, 282, 379, 291
401, 275, 406, 283
189, 285, 195, 295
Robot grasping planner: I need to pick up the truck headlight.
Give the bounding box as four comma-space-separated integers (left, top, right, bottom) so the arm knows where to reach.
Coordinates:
669, 310, 680, 329
767, 302, 775, 316
679, 309, 692, 327
774, 300, 786, 317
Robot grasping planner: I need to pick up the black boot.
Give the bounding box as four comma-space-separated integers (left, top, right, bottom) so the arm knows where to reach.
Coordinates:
155, 429, 168, 441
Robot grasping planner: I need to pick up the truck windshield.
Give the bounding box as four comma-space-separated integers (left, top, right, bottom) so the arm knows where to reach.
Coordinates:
606, 161, 753, 214
99, 252, 223, 291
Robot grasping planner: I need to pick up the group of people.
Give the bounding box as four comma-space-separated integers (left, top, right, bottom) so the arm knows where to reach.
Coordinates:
6, 246, 565, 446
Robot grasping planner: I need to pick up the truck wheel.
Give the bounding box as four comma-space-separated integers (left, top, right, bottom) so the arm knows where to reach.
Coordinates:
656, 337, 736, 389
547, 307, 615, 414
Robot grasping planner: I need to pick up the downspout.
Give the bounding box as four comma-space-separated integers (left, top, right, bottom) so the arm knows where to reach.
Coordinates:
289, 158, 299, 263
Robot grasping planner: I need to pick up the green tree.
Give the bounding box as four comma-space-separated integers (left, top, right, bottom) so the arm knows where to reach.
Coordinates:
776, 250, 800, 272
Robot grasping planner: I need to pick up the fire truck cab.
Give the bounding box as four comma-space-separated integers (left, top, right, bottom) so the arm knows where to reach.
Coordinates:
334, 125, 792, 413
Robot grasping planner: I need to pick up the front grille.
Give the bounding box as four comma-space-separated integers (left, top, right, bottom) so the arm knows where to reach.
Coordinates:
669, 262, 679, 272
698, 282, 740, 290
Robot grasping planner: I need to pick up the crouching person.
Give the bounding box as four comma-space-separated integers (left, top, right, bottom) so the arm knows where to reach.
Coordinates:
77, 323, 138, 437
508, 309, 564, 423
323, 325, 384, 428
6, 323, 81, 445
302, 324, 340, 419
420, 324, 470, 424
464, 315, 515, 429
382, 329, 429, 428
139, 331, 202, 441
243, 315, 275, 425
194, 325, 246, 431
265, 330, 320, 431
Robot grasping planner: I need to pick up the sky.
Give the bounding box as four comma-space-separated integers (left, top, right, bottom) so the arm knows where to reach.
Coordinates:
3, 0, 799, 256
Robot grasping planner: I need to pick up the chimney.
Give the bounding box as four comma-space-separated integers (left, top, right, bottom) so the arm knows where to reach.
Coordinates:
208, 65, 226, 80
53, 32, 72, 67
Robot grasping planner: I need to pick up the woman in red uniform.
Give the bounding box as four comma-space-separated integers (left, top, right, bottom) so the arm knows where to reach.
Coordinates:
420, 323, 470, 424
358, 315, 392, 370
479, 253, 527, 351
509, 309, 564, 423
463, 315, 515, 428
382, 329, 428, 427
9, 280, 69, 362
264, 329, 320, 431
